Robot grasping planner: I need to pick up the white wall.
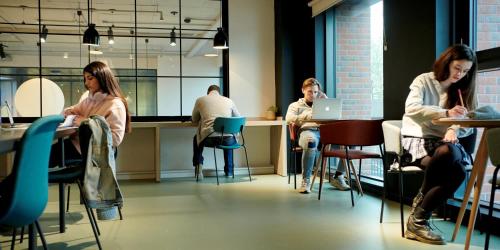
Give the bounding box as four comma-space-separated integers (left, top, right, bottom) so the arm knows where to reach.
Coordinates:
229, 0, 276, 117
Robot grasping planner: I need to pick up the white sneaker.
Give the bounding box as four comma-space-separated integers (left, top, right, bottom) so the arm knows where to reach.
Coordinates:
300, 179, 311, 194
331, 175, 350, 191
196, 164, 204, 180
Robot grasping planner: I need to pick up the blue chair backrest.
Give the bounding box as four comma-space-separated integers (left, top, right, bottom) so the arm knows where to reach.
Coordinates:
0, 115, 64, 227
213, 117, 246, 134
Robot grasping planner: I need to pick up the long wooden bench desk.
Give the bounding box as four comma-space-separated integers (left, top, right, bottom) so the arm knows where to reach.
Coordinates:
118, 117, 287, 182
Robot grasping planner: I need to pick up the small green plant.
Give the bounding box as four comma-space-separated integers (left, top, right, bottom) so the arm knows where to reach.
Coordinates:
267, 105, 278, 113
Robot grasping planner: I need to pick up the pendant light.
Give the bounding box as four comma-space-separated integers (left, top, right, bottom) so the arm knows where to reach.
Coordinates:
108, 26, 115, 45
82, 0, 100, 46
170, 27, 177, 46
40, 25, 48, 43
213, 0, 228, 49
0, 44, 7, 60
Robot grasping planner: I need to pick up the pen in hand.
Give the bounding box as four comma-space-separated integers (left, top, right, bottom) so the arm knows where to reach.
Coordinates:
458, 89, 465, 107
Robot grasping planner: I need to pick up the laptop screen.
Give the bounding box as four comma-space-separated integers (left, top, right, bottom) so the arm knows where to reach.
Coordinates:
311, 98, 343, 120
4, 101, 15, 127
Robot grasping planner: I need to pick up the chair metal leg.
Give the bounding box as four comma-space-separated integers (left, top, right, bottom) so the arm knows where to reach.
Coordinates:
35, 220, 48, 250
58, 182, 66, 233
288, 149, 291, 185
118, 206, 123, 220
76, 181, 103, 250
213, 148, 219, 185
28, 224, 36, 250
66, 184, 71, 212
11, 227, 17, 250
328, 158, 331, 182
380, 167, 386, 224
243, 146, 252, 182
485, 167, 499, 250
293, 151, 297, 189
399, 170, 405, 237
345, 159, 355, 206
90, 208, 101, 235
19, 226, 25, 243
318, 156, 326, 200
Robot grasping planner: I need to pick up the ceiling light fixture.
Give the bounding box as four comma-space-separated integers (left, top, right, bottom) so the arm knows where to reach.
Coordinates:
82, 0, 100, 46
213, 1, 228, 49
0, 44, 7, 60
89, 49, 103, 55
170, 27, 177, 46
204, 53, 218, 57
40, 25, 48, 43
63, 52, 68, 59
108, 26, 115, 44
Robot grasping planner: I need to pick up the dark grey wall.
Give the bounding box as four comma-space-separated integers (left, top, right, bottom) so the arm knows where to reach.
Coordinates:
383, 0, 438, 120
275, 0, 315, 116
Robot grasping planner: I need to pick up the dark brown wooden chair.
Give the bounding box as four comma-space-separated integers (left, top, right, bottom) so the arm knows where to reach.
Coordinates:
317, 119, 384, 206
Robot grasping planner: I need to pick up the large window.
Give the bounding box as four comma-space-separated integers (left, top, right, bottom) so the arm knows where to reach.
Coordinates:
317, 0, 384, 181
0, 0, 225, 119
472, 0, 500, 205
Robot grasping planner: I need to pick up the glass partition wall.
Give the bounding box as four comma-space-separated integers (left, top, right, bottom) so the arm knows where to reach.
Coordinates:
0, 0, 226, 120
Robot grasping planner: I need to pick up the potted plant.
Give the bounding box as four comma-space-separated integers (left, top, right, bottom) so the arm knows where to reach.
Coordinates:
265, 106, 278, 120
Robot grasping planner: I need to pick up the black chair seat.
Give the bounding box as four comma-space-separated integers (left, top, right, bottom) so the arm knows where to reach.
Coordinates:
49, 165, 84, 183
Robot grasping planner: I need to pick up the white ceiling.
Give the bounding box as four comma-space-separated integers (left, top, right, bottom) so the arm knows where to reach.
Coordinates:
0, 0, 222, 58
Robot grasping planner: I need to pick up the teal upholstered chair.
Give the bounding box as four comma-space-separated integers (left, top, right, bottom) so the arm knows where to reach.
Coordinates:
0, 115, 64, 250
208, 117, 252, 185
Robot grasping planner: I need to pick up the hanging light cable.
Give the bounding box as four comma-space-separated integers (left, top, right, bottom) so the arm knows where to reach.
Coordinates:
170, 27, 177, 46
82, 0, 100, 46
213, 0, 228, 49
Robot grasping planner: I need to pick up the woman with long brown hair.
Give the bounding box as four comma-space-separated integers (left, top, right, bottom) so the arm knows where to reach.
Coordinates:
401, 44, 477, 245
50, 61, 131, 165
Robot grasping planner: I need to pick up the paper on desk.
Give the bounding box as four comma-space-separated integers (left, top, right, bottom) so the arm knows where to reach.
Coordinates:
467, 105, 500, 120
59, 115, 76, 127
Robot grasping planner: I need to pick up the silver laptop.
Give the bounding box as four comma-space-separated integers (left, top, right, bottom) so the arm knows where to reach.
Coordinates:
3, 101, 27, 128
311, 98, 343, 120
4, 101, 15, 127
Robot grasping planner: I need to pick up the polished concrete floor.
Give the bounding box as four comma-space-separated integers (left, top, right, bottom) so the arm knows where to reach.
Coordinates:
1, 175, 499, 250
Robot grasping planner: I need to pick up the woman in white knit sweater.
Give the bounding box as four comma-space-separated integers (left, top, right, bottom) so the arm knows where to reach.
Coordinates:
401, 44, 477, 245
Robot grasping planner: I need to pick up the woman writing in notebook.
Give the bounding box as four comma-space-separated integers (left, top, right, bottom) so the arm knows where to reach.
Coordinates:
50, 61, 131, 164
401, 44, 477, 245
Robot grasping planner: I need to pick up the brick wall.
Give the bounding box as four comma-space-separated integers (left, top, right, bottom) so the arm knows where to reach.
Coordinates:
335, 3, 373, 119
334, 3, 384, 178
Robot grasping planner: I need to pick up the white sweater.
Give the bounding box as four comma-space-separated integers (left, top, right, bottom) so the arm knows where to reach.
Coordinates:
285, 98, 319, 130
401, 72, 472, 138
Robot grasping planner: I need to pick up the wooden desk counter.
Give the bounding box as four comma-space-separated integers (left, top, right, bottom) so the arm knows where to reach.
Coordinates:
124, 118, 286, 182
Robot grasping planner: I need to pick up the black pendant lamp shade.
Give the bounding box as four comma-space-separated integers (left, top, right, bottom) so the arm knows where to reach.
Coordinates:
83, 23, 100, 46
213, 27, 228, 49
